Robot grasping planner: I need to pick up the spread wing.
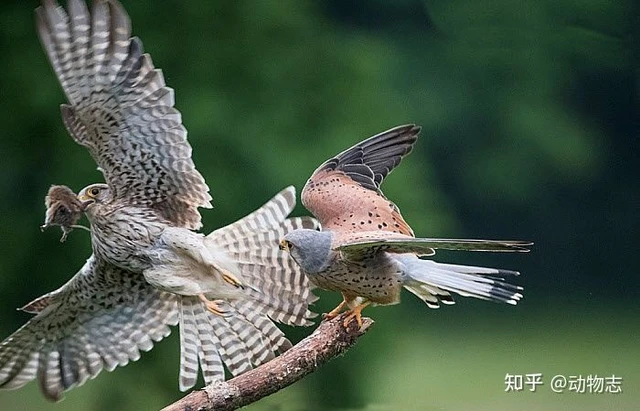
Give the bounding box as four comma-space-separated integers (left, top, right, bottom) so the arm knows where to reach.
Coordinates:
302, 124, 420, 237
335, 237, 533, 261
36, 0, 211, 229
207, 186, 320, 323
0, 255, 179, 401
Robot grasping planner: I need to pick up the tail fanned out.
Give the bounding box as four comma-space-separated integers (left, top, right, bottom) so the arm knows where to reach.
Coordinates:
176, 187, 318, 391
178, 297, 290, 391
397, 256, 523, 308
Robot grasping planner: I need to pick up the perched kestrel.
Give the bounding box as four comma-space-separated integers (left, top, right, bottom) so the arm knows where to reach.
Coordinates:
40, 185, 88, 242
0, 0, 316, 401
280, 124, 532, 327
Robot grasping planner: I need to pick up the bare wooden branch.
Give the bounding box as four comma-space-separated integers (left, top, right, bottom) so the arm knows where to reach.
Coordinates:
162, 314, 374, 411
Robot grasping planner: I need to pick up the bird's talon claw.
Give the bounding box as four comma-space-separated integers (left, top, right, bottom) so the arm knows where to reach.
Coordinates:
198, 294, 228, 316
341, 301, 370, 329
322, 313, 337, 321
342, 312, 363, 328
323, 299, 348, 322
204, 300, 228, 316
322, 311, 339, 322
222, 272, 244, 289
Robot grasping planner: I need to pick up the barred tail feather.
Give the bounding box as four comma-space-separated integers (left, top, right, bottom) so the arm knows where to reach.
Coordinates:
232, 301, 292, 353
397, 256, 523, 308
177, 296, 293, 390
178, 297, 206, 391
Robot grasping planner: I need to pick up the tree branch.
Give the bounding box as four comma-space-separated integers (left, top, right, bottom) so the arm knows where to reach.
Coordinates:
162, 314, 374, 411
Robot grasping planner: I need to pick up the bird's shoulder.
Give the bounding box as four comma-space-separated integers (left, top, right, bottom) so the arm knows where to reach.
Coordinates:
304, 172, 414, 237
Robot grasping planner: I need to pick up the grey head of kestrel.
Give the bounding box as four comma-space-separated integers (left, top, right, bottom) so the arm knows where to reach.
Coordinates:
0, 0, 316, 401
281, 124, 532, 327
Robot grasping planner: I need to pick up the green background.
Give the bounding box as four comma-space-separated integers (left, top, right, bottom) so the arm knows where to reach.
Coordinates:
0, 0, 637, 410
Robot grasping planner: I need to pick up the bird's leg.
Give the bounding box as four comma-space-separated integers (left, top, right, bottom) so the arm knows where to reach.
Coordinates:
198, 294, 228, 316
323, 300, 348, 321
58, 225, 90, 242
208, 262, 244, 289
343, 300, 371, 328
323, 292, 354, 321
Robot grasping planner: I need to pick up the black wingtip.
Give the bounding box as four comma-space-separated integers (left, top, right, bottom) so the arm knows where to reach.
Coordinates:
398, 123, 421, 135
497, 269, 521, 276
511, 241, 534, 253
128, 36, 144, 57
320, 123, 423, 193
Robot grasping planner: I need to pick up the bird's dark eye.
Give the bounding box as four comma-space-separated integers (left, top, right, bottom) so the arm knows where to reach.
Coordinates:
89, 188, 100, 196
286, 241, 293, 249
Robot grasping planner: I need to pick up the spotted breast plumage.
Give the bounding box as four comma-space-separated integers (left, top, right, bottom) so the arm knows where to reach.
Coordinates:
0, 0, 316, 401
280, 124, 532, 327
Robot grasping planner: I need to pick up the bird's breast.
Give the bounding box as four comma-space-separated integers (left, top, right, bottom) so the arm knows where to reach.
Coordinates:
89, 206, 167, 272
310, 254, 403, 305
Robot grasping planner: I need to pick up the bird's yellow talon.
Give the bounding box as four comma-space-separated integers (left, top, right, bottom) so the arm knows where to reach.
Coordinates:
343, 311, 364, 328
221, 272, 244, 289
205, 300, 227, 316
323, 299, 348, 321
342, 301, 370, 329
209, 263, 244, 289
199, 294, 227, 316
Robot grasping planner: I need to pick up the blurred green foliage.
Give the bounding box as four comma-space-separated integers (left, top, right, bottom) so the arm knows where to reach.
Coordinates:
0, 0, 637, 410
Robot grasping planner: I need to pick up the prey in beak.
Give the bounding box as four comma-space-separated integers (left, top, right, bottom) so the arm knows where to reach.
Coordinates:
41, 185, 90, 242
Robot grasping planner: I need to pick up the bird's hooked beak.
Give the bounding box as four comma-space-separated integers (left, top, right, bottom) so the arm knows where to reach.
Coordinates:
76, 193, 95, 211
279, 239, 290, 252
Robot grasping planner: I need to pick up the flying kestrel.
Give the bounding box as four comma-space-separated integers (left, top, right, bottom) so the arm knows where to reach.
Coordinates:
280, 124, 532, 327
0, 0, 316, 401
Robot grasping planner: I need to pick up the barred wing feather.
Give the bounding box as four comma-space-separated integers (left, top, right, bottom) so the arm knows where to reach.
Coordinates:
36, 0, 211, 230
0, 256, 178, 401
207, 186, 319, 326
